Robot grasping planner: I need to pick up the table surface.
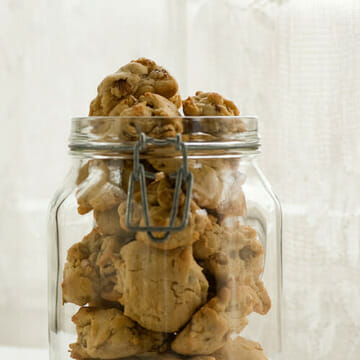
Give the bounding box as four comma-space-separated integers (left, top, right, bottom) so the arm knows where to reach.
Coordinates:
0, 346, 48, 359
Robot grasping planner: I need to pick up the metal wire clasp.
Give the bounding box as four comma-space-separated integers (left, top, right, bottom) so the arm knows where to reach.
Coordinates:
125, 133, 193, 242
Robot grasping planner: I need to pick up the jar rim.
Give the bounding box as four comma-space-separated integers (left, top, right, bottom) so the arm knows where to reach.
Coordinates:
69, 116, 260, 155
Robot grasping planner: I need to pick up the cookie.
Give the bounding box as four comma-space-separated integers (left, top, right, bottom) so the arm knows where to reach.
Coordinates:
123, 175, 209, 250
123, 354, 215, 360
212, 337, 268, 360
147, 159, 246, 219
193, 220, 263, 284
114, 93, 182, 140
89, 58, 180, 116
183, 92, 239, 117
114, 240, 208, 332
76, 159, 126, 215
70, 307, 167, 360
182, 92, 246, 136
94, 206, 130, 236
62, 229, 102, 306
171, 287, 231, 355
62, 230, 127, 305
225, 279, 271, 332
191, 162, 246, 219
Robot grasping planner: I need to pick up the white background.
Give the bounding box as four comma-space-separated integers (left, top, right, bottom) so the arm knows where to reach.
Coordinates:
1, 0, 359, 359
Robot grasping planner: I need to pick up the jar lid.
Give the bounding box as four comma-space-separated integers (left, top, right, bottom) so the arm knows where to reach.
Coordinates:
69, 116, 260, 156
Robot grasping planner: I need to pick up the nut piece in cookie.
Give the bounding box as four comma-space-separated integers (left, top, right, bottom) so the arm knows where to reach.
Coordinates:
76, 159, 126, 215
62, 230, 127, 305
114, 241, 208, 332
182, 91, 246, 135
70, 307, 167, 360
132, 175, 209, 250
171, 287, 231, 355
213, 336, 268, 360
89, 57, 180, 116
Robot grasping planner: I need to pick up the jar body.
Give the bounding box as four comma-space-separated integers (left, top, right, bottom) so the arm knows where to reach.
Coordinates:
48, 150, 282, 360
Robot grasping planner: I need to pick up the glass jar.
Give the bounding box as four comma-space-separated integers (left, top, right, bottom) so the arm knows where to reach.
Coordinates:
48, 116, 282, 360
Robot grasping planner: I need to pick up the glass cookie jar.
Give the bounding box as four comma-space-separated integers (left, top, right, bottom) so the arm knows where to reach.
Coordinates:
48, 116, 282, 360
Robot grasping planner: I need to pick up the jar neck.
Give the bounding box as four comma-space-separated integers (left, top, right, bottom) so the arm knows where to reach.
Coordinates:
69, 116, 260, 158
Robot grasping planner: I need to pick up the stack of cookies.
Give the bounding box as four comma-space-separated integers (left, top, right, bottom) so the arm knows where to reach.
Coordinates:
62, 58, 270, 360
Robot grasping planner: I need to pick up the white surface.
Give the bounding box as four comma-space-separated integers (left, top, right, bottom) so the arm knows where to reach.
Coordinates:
0, 346, 47, 360
0, 0, 359, 359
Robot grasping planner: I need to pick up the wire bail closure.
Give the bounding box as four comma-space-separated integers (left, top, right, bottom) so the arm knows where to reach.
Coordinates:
125, 133, 193, 242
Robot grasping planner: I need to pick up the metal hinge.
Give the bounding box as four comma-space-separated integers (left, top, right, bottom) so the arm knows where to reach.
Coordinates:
125, 133, 193, 242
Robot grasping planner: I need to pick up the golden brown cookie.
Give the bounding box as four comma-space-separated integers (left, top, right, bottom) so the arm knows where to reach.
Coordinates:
76, 159, 126, 215
94, 206, 127, 236
89, 58, 180, 116
148, 159, 246, 219
70, 307, 167, 360
114, 241, 208, 332
62, 230, 128, 306
171, 287, 231, 355
131, 353, 214, 359
182, 91, 246, 135
62, 229, 102, 306
183, 92, 239, 117
224, 279, 271, 332
129, 175, 209, 250
191, 162, 246, 218
193, 220, 263, 284
92, 93, 182, 141
212, 336, 268, 360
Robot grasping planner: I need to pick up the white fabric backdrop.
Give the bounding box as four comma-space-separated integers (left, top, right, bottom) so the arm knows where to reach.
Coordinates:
1, 0, 359, 359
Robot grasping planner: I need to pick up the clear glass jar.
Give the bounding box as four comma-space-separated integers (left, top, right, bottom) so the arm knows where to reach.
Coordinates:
48, 116, 282, 360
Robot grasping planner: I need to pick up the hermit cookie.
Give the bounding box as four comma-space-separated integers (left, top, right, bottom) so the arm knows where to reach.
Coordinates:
76, 159, 126, 215
123, 354, 215, 360
62, 230, 126, 305
94, 206, 130, 236
183, 92, 239, 116
125, 175, 209, 250
148, 160, 246, 219
213, 336, 268, 360
182, 91, 246, 135
191, 161, 246, 218
70, 307, 167, 360
62, 229, 102, 306
89, 57, 180, 116
171, 287, 231, 355
193, 219, 263, 284
114, 240, 208, 332
109, 92, 182, 140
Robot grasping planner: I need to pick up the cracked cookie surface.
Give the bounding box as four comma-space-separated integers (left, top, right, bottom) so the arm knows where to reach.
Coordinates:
114, 240, 208, 332
89, 58, 180, 116
70, 307, 167, 359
